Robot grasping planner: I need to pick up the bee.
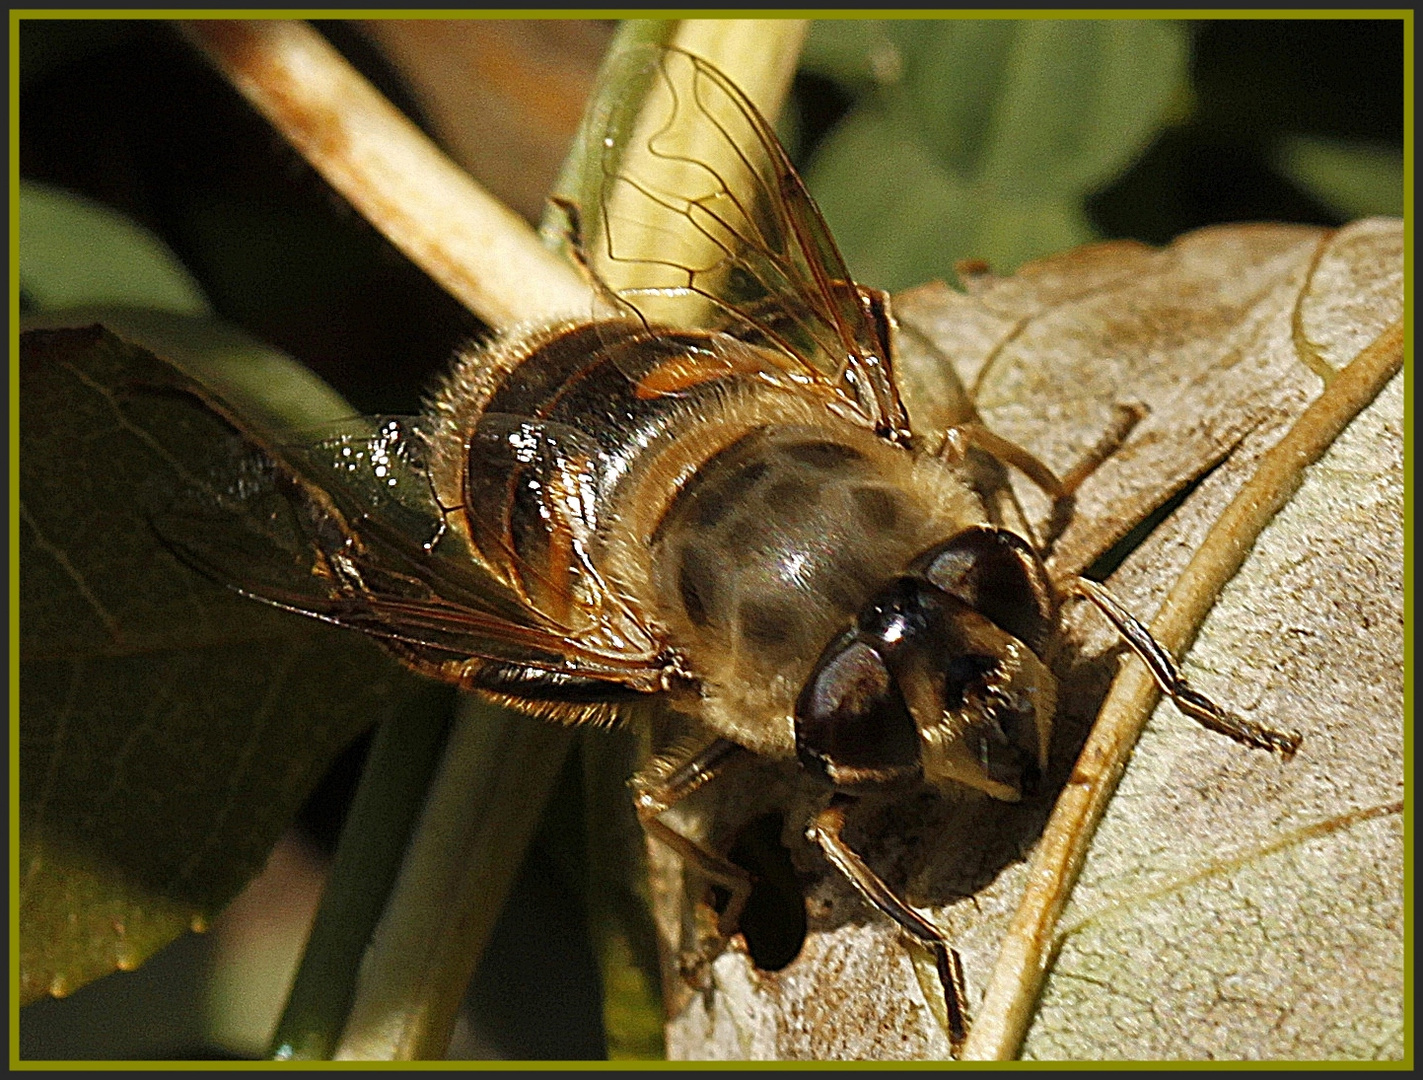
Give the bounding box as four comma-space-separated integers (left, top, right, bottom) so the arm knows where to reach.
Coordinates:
161, 45, 1300, 1053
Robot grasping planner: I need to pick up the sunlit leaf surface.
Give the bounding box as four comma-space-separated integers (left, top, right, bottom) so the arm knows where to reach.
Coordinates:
661, 218, 1403, 1060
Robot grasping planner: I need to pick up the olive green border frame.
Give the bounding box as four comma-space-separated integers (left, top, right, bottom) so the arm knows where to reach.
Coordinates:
9, 8, 1412, 1071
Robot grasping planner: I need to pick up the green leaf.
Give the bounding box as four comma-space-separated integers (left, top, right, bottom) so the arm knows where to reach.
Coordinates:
882, 19, 1022, 178
912, 20, 1188, 198
806, 19, 1187, 283
22, 305, 353, 438
19, 180, 210, 316
18, 325, 429, 1004
807, 107, 1094, 292
799, 19, 900, 89
806, 108, 972, 292
1272, 135, 1404, 220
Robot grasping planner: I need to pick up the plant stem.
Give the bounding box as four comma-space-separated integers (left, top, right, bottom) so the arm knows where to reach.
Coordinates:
331, 698, 574, 1060
268, 688, 453, 1060
178, 19, 592, 329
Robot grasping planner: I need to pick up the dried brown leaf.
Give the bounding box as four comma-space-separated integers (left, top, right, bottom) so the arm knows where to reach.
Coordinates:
661, 218, 1403, 1060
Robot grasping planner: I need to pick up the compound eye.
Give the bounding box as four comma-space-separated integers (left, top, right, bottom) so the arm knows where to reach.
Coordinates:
912, 526, 1056, 655
795, 637, 920, 789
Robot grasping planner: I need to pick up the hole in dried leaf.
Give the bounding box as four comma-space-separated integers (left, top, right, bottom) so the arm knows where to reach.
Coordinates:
710, 812, 807, 972
1081, 455, 1227, 581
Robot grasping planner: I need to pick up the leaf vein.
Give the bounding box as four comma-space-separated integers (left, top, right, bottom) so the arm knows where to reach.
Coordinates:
19, 500, 123, 644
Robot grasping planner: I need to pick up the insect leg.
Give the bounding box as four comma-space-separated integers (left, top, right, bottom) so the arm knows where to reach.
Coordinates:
807, 795, 970, 1054
547, 196, 594, 282
631, 737, 757, 936
943, 403, 1145, 547
941, 421, 1066, 501
1062, 403, 1148, 494
1072, 577, 1302, 756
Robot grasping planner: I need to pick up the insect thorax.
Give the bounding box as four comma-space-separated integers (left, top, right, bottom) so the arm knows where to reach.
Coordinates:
644, 423, 985, 758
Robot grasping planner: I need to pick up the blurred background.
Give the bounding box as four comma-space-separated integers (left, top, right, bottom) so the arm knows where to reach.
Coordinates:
17, 16, 1405, 1061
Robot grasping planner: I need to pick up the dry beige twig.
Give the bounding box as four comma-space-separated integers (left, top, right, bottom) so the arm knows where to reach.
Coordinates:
180, 19, 593, 330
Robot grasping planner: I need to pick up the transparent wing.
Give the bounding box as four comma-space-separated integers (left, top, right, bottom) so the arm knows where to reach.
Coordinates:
149, 415, 663, 684
571, 44, 909, 438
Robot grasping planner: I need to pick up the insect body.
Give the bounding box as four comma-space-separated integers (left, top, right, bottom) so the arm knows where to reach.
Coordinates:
167, 45, 1299, 1053
426, 315, 1045, 785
